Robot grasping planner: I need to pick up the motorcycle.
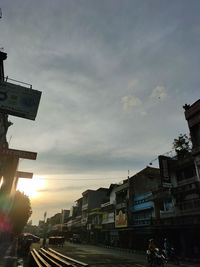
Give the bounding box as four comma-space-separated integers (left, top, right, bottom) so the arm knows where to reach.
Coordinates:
146, 248, 167, 266
162, 247, 179, 265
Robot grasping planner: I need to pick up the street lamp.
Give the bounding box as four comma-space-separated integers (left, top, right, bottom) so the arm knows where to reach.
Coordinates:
42, 211, 47, 248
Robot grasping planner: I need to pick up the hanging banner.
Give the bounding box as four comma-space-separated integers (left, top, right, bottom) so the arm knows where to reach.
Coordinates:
0, 81, 41, 120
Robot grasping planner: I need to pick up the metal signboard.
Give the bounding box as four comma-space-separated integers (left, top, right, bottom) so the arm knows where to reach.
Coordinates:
16, 171, 33, 179
0, 81, 41, 120
158, 155, 171, 186
0, 148, 37, 160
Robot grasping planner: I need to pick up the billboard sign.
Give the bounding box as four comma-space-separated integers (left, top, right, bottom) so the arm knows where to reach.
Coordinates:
0, 148, 37, 160
0, 81, 41, 120
16, 171, 33, 179
115, 210, 127, 228
158, 155, 171, 185
102, 212, 114, 224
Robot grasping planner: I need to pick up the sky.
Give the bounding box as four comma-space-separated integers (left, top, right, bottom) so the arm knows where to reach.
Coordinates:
0, 0, 199, 224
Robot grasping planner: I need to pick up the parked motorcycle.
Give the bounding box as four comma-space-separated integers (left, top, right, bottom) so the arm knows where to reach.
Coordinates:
146, 248, 167, 266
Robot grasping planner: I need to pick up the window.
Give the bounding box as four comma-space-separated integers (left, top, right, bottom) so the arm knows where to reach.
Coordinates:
176, 165, 196, 182
184, 165, 196, 179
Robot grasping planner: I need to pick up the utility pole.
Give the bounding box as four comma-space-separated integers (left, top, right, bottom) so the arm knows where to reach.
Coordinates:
0, 10, 42, 266
0, 10, 14, 190
0, 51, 12, 148
0, 10, 41, 195
0, 51, 17, 195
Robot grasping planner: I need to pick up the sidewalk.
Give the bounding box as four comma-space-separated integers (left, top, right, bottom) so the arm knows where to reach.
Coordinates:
97, 243, 200, 266
0, 238, 18, 267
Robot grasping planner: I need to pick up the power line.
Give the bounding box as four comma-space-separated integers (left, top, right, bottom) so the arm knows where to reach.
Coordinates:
32, 177, 125, 181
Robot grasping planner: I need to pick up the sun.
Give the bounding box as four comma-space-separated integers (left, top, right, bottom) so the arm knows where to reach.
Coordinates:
16, 175, 46, 199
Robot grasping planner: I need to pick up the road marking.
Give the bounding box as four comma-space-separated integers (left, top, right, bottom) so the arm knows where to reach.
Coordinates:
135, 264, 145, 267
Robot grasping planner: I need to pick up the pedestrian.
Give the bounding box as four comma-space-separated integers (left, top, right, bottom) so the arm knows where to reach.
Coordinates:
24, 237, 33, 254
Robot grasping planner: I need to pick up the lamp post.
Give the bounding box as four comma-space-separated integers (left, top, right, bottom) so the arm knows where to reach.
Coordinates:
42, 211, 47, 248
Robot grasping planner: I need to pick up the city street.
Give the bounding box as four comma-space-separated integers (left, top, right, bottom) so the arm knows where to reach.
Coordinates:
43, 241, 199, 267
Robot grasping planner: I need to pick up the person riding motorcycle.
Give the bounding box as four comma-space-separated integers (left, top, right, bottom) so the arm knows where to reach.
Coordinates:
147, 239, 167, 266
149, 239, 156, 251
163, 238, 179, 264
164, 238, 171, 256
148, 239, 156, 260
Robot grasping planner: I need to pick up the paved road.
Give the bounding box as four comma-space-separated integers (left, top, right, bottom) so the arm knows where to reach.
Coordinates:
46, 241, 199, 267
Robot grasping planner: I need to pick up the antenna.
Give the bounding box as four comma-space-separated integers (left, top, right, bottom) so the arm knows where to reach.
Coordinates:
0, 8, 4, 52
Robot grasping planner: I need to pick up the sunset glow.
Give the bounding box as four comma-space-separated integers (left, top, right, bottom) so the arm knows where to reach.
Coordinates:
17, 176, 46, 199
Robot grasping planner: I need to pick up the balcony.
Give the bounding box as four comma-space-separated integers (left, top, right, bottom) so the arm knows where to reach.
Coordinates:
160, 209, 175, 218
101, 201, 110, 208
133, 219, 151, 227
82, 203, 88, 210
132, 201, 154, 212
177, 176, 197, 186
176, 198, 200, 215
116, 202, 127, 210
81, 218, 87, 225
192, 146, 200, 156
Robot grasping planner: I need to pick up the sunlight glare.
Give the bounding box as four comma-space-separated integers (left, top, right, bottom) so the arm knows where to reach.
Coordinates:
16, 175, 46, 199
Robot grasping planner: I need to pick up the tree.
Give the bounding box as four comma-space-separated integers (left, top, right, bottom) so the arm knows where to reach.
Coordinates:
8, 190, 32, 235
172, 133, 192, 159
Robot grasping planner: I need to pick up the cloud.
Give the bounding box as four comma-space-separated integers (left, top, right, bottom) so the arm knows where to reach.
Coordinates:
128, 79, 138, 89
150, 86, 167, 101
2, 0, 200, 225
37, 185, 85, 193
140, 111, 147, 116
121, 95, 142, 110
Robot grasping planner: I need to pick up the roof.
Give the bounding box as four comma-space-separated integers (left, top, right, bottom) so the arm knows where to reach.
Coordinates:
130, 166, 160, 179
96, 187, 108, 191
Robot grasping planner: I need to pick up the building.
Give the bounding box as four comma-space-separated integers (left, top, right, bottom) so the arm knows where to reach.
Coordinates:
87, 208, 104, 244
66, 197, 83, 237
158, 153, 200, 257
155, 99, 200, 258
61, 209, 70, 224
72, 188, 109, 241
129, 167, 165, 250
101, 184, 119, 246
184, 99, 200, 180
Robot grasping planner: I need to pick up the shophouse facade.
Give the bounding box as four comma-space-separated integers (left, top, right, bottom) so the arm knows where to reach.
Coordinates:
114, 179, 131, 248
81, 187, 109, 241
129, 167, 165, 250
184, 99, 200, 179
65, 197, 82, 238
158, 154, 200, 257
87, 208, 104, 244
156, 99, 200, 258
101, 184, 119, 246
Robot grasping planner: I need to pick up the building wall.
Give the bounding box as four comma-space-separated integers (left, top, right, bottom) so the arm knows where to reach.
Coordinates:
88, 189, 109, 211
130, 167, 161, 196
132, 192, 154, 226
